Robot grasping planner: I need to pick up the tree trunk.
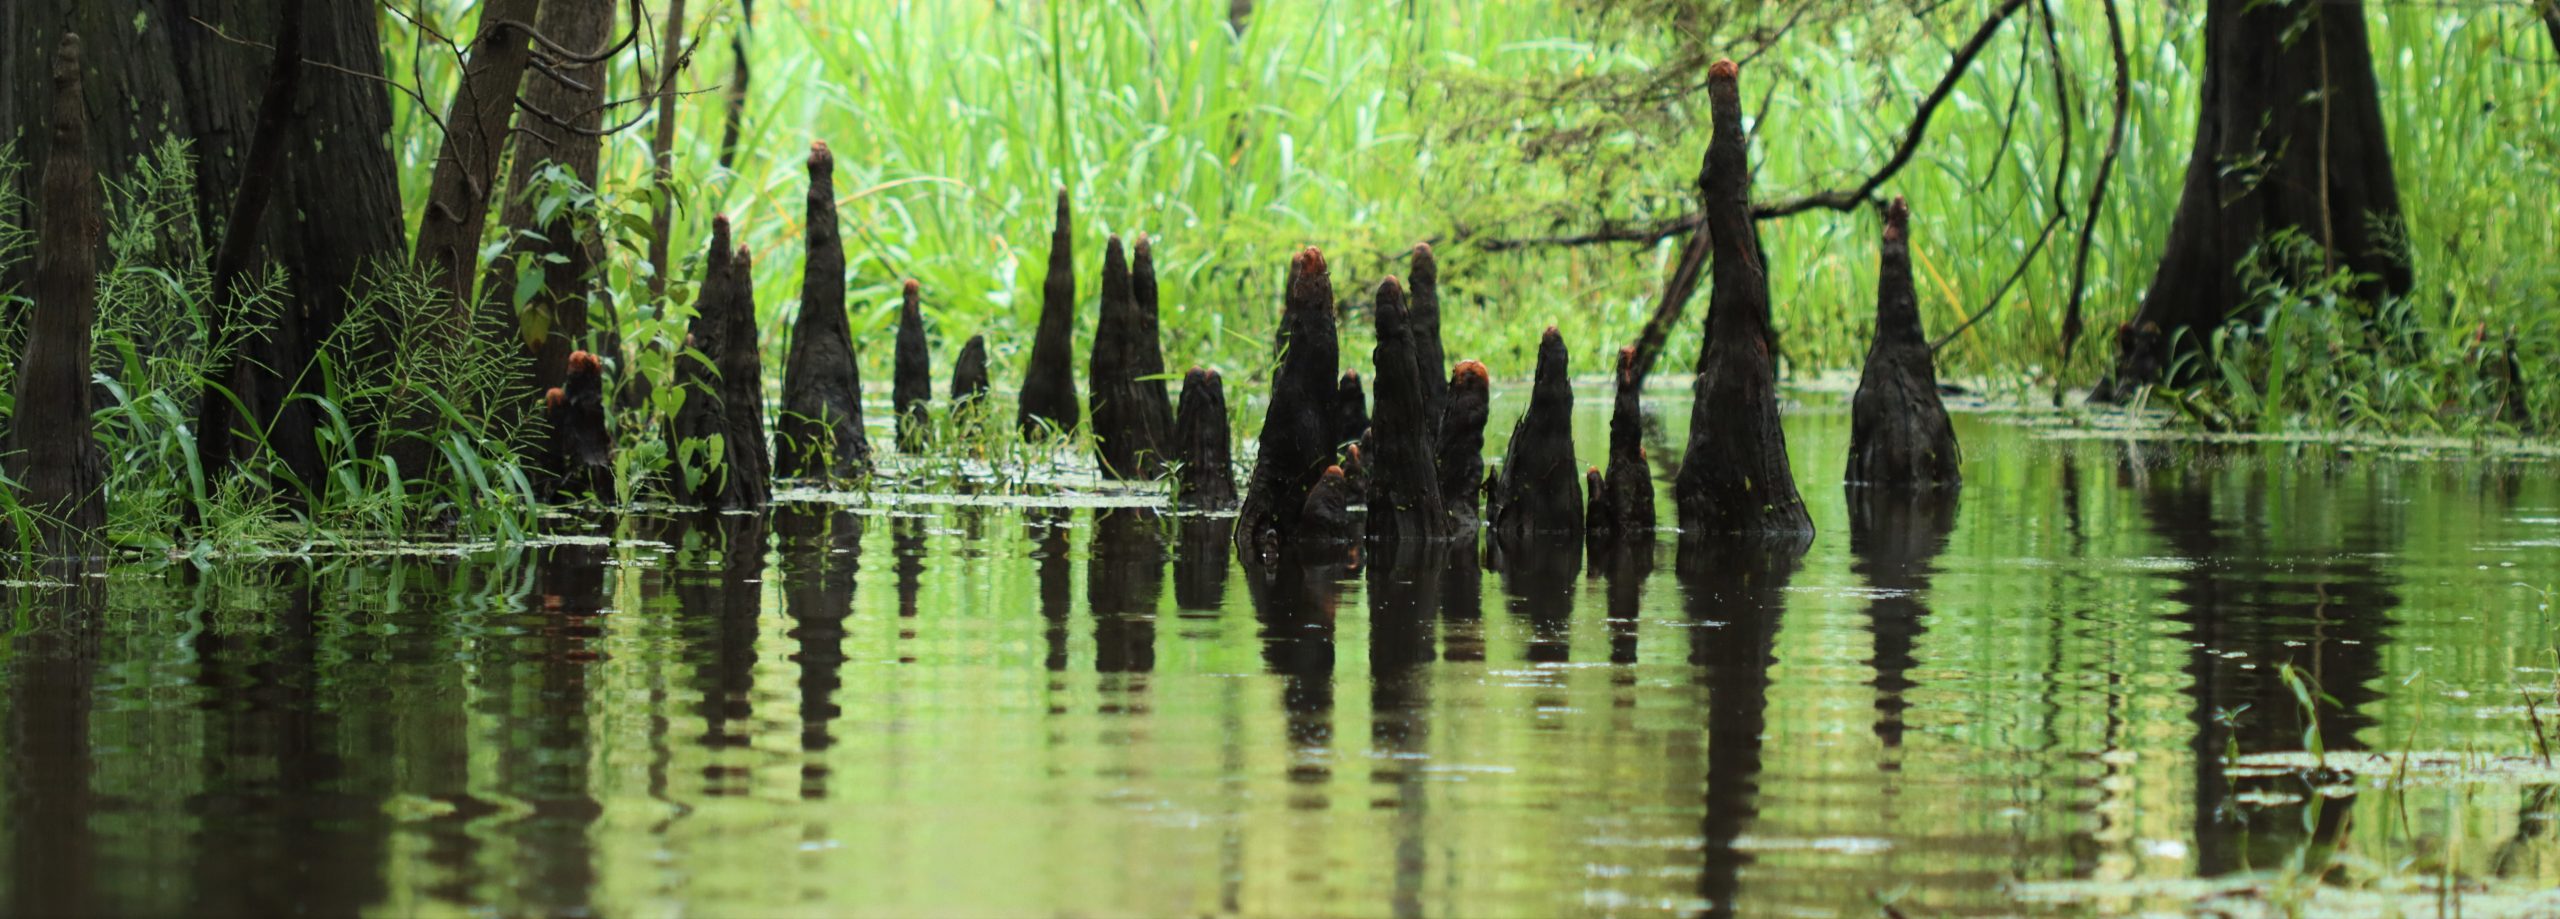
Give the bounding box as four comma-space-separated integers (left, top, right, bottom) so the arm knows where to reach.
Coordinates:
193, 0, 308, 504
1017, 190, 1081, 439
1672, 60, 1813, 541
775, 142, 874, 481
2105, 0, 2410, 393
1846, 198, 1960, 488
8, 33, 106, 553
2, 3, 187, 311
414, 0, 547, 326
488, 0, 617, 482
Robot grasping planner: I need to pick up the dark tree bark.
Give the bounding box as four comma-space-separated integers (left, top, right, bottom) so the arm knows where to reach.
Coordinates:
669, 218, 769, 509
1589, 346, 1656, 544
1847, 198, 1960, 488
2105, 0, 2411, 393
2, 5, 185, 307
194, 0, 307, 502
1017, 190, 1081, 439
1173, 367, 1237, 510
7, 34, 105, 553
487, 0, 617, 483
1363, 276, 1453, 543
544, 350, 612, 498
1332, 370, 1368, 448
950, 333, 990, 404
1672, 61, 1813, 541
775, 142, 873, 481
1434, 360, 1490, 531
715, 0, 753, 173
1298, 465, 1360, 544
1233, 248, 1341, 558
1089, 235, 1176, 478
1491, 328, 1582, 540
893, 279, 932, 449
414, 0, 548, 327
1406, 243, 1449, 431
643, 0, 689, 312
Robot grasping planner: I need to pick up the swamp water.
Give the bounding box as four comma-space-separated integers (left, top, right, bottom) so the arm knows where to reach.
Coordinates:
3, 390, 2556, 917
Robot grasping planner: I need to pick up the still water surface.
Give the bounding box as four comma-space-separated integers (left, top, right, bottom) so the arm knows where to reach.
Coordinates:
3, 394, 2556, 916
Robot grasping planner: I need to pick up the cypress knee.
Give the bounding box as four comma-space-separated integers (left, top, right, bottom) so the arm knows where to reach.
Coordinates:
893, 279, 933, 450
776, 141, 874, 481
1174, 367, 1238, 510
1408, 243, 1450, 430
1672, 60, 1813, 539
1089, 235, 1177, 478
1600, 346, 1658, 540
1584, 468, 1613, 543
7, 33, 105, 553
546, 349, 613, 499
1298, 465, 1359, 544
951, 334, 991, 405
1847, 197, 1960, 488
1017, 189, 1081, 439
1435, 360, 1491, 531
1363, 276, 1453, 542
670, 218, 771, 509
1333, 370, 1368, 448
1233, 247, 1342, 556
1491, 327, 1583, 539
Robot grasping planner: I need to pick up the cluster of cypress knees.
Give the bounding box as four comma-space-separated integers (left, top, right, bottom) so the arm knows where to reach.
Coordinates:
540, 60, 1961, 559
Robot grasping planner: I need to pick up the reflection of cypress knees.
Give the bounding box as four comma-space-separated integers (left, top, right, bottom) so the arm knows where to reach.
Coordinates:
893, 279, 932, 449
776, 142, 874, 481
1492, 328, 1584, 539
1363, 277, 1454, 542
671, 218, 771, 509
1299, 466, 1360, 543
1333, 370, 1369, 447
1435, 360, 1491, 530
1673, 60, 1814, 539
546, 350, 613, 499
1592, 346, 1658, 542
1847, 198, 1960, 488
1174, 368, 1238, 510
1089, 235, 1177, 478
1233, 248, 1343, 556
7, 34, 106, 551
950, 334, 991, 405
1018, 189, 1082, 439
1408, 243, 1451, 430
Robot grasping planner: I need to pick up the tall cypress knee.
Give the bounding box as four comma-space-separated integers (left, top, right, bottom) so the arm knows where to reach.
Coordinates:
1408, 243, 1450, 429
1017, 190, 1081, 439
1174, 367, 1237, 510
721, 243, 772, 505
1364, 277, 1453, 542
1436, 360, 1491, 531
1089, 235, 1176, 478
1847, 198, 1960, 488
7, 33, 105, 553
1601, 346, 1657, 540
893, 279, 932, 449
1233, 247, 1341, 556
1672, 60, 1813, 540
1492, 328, 1583, 539
776, 142, 873, 481
1333, 370, 1368, 447
671, 218, 769, 509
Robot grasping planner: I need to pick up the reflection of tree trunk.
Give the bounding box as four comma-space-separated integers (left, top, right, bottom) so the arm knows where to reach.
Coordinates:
1679, 541, 1802, 919
1032, 509, 1074, 672
674, 511, 770, 795
1493, 529, 1580, 663
2107, 0, 2409, 392
1089, 509, 1164, 677
504, 544, 609, 912
5, 586, 104, 916
1243, 547, 1350, 784
2130, 453, 2396, 874
1366, 540, 1444, 919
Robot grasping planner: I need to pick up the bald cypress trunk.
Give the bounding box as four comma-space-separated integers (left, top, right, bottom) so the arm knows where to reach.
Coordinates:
1847, 198, 1960, 488
775, 142, 873, 481
1017, 191, 1081, 439
414, 0, 546, 328
1672, 60, 1813, 541
8, 34, 105, 553
2105, 0, 2410, 393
